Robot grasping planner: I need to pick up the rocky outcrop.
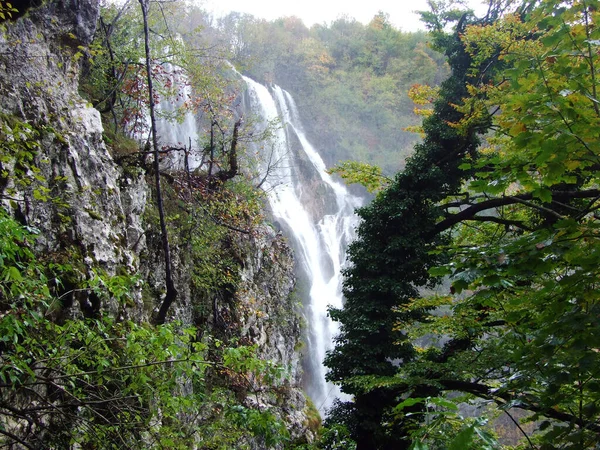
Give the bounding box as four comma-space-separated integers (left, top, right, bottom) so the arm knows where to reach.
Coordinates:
0, 0, 312, 446
0, 0, 149, 320
238, 227, 299, 374
236, 226, 314, 442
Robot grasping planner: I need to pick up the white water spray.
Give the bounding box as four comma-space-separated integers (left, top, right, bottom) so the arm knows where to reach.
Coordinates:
243, 76, 362, 412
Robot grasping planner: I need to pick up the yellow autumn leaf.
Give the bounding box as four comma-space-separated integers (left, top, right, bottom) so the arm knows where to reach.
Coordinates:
509, 122, 527, 135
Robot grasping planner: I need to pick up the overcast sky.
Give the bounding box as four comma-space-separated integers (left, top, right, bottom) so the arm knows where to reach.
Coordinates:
199, 0, 488, 32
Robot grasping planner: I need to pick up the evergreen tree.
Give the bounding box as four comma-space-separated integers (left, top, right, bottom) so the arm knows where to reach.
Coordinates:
323, 5, 494, 448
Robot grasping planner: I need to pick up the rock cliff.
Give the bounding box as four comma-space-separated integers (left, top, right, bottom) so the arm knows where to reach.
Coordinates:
0, 0, 313, 447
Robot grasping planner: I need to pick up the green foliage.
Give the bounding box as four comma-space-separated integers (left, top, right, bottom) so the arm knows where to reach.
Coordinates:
394, 397, 500, 450
231, 404, 290, 448
327, 160, 390, 193
102, 125, 140, 158
0, 115, 41, 185
0, 115, 73, 213
222, 342, 286, 386
302, 397, 321, 436
149, 173, 265, 306
326, 1, 600, 449
0, 209, 48, 306
405, 84, 439, 135
0, 208, 289, 448
406, 4, 600, 447
0, 1, 17, 21
317, 424, 357, 450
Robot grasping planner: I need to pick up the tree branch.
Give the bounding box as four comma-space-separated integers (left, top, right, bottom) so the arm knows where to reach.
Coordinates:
503, 407, 535, 449
0, 428, 36, 450
432, 189, 600, 235
463, 215, 534, 231
138, 0, 178, 325
438, 379, 600, 433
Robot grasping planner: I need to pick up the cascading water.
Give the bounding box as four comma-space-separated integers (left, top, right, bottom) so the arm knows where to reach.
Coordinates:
150, 63, 203, 170
242, 76, 362, 412
152, 64, 362, 412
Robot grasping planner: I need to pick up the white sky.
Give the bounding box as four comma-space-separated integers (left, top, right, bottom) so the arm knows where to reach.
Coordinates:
200, 0, 488, 32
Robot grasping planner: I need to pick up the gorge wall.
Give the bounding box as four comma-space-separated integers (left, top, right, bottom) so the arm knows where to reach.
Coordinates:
0, 0, 314, 447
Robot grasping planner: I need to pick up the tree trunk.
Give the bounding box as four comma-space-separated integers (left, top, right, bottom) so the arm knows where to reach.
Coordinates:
139, 0, 177, 325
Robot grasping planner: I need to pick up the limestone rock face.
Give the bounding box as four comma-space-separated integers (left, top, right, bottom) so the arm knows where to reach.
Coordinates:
238, 227, 299, 372
236, 226, 314, 443
0, 0, 148, 320
0, 0, 312, 445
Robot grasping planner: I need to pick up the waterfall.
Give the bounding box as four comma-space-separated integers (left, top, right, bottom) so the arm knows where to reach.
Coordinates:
242, 76, 362, 413
151, 64, 362, 412
145, 63, 203, 170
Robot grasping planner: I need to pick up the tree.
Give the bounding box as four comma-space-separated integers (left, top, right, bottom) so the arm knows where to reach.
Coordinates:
326, 0, 600, 448
398, 1, 600, 447
81, 1, 154, 137
138, 0, 178, 324
323, 3, 494, 448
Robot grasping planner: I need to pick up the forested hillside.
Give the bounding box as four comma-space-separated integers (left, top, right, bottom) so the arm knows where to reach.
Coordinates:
213, 12, 448, 175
